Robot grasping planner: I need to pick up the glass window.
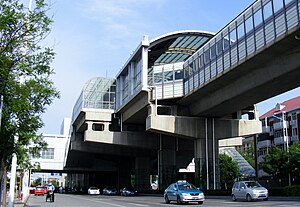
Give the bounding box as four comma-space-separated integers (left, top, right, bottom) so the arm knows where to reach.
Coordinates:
204, 49, 210, 63
41, 148, 54, 159
237, 22, 245, 39
273, 0, 284, 13
92, 123, 104, 131
245, 16, 253, 33
254, 9, 263, 27
223, 34, 230, 50
230, 29, 237, 44
154, 72, 162, 83
216, 39, 223, 55
199, 54, 204, 68
263, 1, 273, 20
285, 0, 293, 5
164, 71, 173, 82
210, 44, 216, 59
174, 70, 183, 80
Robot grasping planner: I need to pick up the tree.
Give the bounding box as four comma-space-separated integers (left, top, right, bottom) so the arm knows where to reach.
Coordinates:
262, 145, 289, 178
219, 153, 239, 190
0, 0, 59, 205
288, 143, 300, 177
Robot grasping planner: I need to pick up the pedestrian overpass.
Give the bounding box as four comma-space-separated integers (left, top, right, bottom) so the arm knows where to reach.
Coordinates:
64, 0, 300, 192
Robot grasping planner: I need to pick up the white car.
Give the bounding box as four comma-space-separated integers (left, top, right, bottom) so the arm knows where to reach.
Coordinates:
232, 181, 268, 201
88, 187, 100, 195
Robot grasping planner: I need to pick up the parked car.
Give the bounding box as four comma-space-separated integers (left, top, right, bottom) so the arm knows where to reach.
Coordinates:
120, 186, 138, 196
231, 181, 268, 201
164, 180, 205, 205
34, 186, 45, 196
103, 186, 118, 195
87, 187, 100, 195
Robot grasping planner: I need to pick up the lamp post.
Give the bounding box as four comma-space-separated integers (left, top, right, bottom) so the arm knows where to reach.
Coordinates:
272, 111, 291, 186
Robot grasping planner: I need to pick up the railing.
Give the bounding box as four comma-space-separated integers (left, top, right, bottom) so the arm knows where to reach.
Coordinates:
183, 0, 300, 95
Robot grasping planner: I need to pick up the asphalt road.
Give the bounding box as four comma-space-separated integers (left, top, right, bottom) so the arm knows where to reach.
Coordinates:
25, 194, 300, 207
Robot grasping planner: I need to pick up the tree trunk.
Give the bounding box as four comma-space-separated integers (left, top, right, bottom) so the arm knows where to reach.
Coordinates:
2, 167, 7, 207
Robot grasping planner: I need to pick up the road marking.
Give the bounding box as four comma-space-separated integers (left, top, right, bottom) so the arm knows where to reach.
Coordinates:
127, 203, 149, 207
64, 194, 128, 207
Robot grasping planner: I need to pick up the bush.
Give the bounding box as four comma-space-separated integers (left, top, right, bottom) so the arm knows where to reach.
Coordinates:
284, 185, 300, 196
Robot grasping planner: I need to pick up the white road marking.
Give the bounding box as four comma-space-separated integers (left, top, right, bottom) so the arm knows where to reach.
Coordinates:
127, 203, 149, 207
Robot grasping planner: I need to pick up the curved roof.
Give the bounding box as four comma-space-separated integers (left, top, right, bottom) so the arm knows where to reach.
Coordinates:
148, 30, 214, 67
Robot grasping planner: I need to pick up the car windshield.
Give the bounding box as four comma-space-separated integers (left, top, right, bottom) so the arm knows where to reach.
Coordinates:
89, 187, 98, 190
36, 187, 43, 190
178, 183, 197, 190
125, 187, 134, 191
245, 181, 261, 188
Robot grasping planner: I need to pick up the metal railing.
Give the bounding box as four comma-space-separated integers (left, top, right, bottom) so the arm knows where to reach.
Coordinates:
183, 0, 300, 95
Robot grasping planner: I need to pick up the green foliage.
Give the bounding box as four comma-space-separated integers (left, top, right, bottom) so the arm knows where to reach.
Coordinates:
219, 153, 239, 190
284, 185, 300, 196
0, 0, 60, 170
262, 144, 300, 179
262, 145, 289, 178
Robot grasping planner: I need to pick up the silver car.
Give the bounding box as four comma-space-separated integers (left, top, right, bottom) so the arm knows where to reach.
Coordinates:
232, 181, 268, 201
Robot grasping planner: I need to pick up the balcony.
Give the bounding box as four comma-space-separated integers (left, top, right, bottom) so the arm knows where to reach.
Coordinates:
262, 126, 270, 134
273, 121, 288, 130
257, 140, 271, 149
274, 136, 288, 145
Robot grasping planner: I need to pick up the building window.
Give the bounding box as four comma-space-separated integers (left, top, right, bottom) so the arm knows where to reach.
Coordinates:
41, 148, 54, 159
92, 123, 104, 131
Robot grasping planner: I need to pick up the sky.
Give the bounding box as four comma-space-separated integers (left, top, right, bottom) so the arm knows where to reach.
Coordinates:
29, 0, 300, 134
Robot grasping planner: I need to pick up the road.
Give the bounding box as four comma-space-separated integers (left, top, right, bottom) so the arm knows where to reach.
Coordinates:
25, 194, 300, 207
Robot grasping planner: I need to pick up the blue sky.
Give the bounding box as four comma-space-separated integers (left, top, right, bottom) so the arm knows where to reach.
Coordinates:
34, 0, 300, 133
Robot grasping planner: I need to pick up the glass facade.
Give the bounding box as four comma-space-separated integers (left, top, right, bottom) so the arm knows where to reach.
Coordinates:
72, 77, 116, 122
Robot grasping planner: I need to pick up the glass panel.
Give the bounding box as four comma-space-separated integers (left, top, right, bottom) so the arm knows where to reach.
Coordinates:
154, 72, 162, 83
263, 1, 273, 20
216, 39, 223, 55
285, 0, 293, 5
204, 50, 210, 63
245, 16, 253, 33
223, 34, 230, 50
254, 9, 263, 27
273, 0, 284, 12
164, 71, 173, 82
237, 22, 245, 39
230, 29, 237, 44
210, 44, 216, 59
175, 70, 183, 80
199, 54, 204, 68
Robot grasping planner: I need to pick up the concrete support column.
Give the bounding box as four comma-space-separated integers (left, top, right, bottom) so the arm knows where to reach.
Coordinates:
141, 35, 149, 89
194, 118, 220, 190
158, 135, 177, 190
118, 161, 131, 190
135, 157, 150, 192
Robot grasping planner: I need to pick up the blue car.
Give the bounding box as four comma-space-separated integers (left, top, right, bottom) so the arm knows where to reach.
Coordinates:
164, 180, 205, 205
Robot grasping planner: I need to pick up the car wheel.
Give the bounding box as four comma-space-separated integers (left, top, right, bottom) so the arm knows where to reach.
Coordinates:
246, 194, 252, 202
198, 201, 203, 205
232, 194, 237, 201
263, 197, 268, 201
177, 196, 182, 204
164, 195, 170, 204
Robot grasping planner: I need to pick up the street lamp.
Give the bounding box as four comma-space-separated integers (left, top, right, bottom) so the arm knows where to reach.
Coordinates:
272, 111, 291, 186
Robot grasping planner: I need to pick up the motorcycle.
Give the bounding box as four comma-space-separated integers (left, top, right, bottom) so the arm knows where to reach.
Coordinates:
46, 190, 54, 202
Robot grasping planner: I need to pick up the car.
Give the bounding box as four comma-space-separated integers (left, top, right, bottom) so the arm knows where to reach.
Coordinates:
103, 186, 118, 195
87, 187, 100, 195
34, 186, 45, 196
231, 181, 268, 202
164, 180, 205, 205
120, 186, 138, 196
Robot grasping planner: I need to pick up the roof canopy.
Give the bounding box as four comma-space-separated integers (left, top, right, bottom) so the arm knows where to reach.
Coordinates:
148, 30, 214, 67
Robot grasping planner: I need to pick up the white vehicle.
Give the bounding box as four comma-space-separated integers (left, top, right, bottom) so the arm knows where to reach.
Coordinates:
232, 181, 268, 201
87, 187, 100, 195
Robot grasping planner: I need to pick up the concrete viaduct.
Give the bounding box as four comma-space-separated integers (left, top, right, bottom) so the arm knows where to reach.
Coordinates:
64, 0, 300, 192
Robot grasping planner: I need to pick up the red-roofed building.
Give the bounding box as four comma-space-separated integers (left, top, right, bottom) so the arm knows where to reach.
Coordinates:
256, 96, 300, 178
